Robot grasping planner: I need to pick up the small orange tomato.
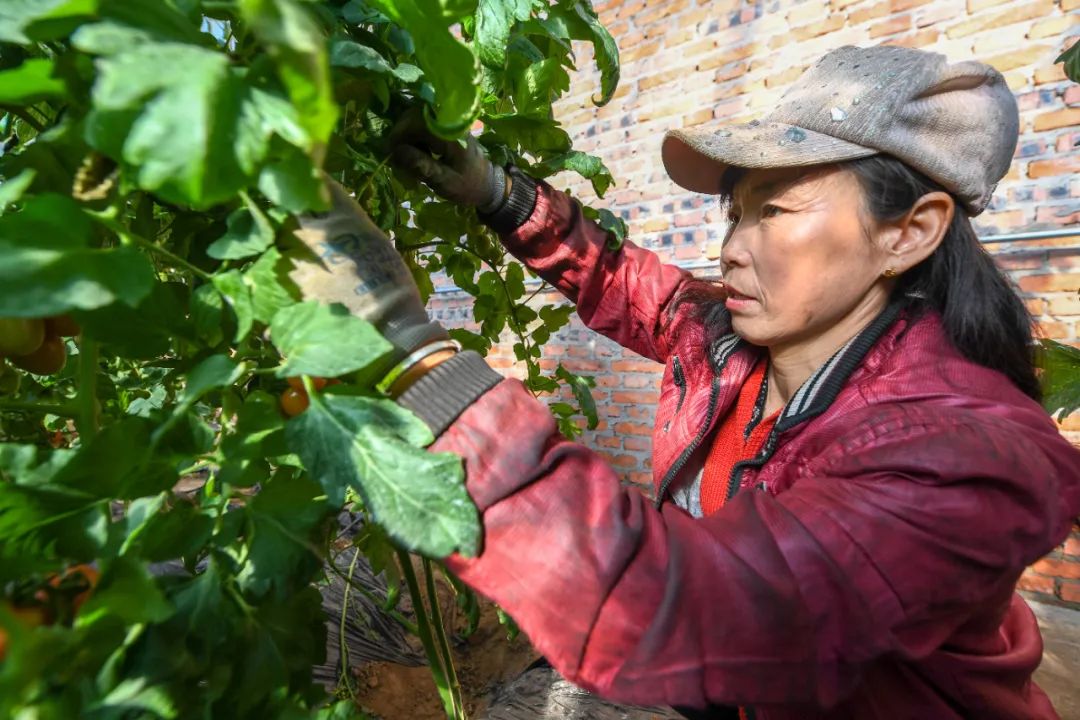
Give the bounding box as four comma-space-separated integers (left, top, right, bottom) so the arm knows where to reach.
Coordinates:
286, 376, 328, 392
45, 315, 81, 338
0, 318, 45, 357
280, 388, 310, 416
49, 564, 99, 611
0, 603, 48, 661
10, 335, 67, 375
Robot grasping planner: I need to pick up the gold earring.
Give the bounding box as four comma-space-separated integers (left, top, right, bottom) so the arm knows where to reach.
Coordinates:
883, 268, 898, 278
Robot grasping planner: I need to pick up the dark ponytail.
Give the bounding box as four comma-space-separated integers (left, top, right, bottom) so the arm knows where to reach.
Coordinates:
672, 155, 1041, 400
844, 154, 1040, 400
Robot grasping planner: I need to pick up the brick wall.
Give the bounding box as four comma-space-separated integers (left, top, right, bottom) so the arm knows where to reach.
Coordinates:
427, 0, 1080, 605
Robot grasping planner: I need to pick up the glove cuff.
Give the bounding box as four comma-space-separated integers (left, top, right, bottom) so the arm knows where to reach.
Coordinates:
478, 166, 537, 234
396, 350, 503, 437
478, 164, 508, 215
378, 316, 450, 370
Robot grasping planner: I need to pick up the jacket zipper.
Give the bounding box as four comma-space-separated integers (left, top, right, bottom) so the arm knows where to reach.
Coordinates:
654, 375, 720, 509
726, 427, 781, 500
672, 355, 687, 413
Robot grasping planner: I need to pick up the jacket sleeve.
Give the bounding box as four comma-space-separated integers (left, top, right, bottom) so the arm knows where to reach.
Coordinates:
435, 385, 1072, 709
497, 179, 696, 363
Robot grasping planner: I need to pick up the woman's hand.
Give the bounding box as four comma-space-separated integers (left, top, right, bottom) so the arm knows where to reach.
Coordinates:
288, 178, 451, 378
390, 112, 508, 213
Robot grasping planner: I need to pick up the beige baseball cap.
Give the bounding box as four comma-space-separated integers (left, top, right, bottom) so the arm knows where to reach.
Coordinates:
661, 44, 1019, 216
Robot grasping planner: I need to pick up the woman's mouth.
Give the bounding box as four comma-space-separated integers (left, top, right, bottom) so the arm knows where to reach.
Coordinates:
724, 285, 757, 312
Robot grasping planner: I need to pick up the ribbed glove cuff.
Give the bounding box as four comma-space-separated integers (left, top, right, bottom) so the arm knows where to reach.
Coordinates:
396, 350, 503, 437
478, 166, 538, 234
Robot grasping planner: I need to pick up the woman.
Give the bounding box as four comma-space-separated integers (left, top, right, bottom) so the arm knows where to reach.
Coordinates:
297, 45, 1080, 719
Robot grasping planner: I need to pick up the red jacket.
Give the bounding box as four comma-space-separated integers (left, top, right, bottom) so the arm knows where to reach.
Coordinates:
436, 182, 1080, 719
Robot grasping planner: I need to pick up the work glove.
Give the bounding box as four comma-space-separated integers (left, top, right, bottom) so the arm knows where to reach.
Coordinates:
289, 178, 502, 434
289, 179, 449, 378
390, 113, 538, 234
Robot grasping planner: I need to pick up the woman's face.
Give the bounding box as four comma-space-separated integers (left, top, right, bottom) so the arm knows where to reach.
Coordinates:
720, 165, 895, 352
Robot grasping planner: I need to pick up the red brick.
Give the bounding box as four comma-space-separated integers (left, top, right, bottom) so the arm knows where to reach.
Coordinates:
628, 471, 653, 487
612, 359, 660, 372
966, 0, 1012, 11
1029, 156, 1080, 179
765, 63, 809, 89
1018, 273, 1080, 293
1017, 570, 1056, 594
1039, 321, 1070, 339
622, 38, 663, 63
624, 436, 652, 451
634, 0, 691, 26
596, 435, 621, 449
612, 391, 659, 404
1028, 15, 1074, 40
1061, 580, 1080, 603
638, 68, 686, 91
884, 28, 940, 48
946, 0, 1054, 39
790, 14, 845, 41
1035, 205, 1080, 226
994, 255, 1045, 271
1034, 64, 1068, 85
1065, 535, 1080, 557
1045, 295, 1080, 315
982, 46, 1053, 73
870, 14, 911, 38
1031, 557, 1080, 579
695, 42, 760, 73
609, 453, 638, 467
614, 421, 653, 436
1025, 298, 1047, 315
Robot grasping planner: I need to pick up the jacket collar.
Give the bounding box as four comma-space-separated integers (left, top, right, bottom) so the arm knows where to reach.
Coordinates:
708, 299, 905, 433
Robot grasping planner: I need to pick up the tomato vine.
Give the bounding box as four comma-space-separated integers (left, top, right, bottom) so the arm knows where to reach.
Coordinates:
0, 1, 623, 717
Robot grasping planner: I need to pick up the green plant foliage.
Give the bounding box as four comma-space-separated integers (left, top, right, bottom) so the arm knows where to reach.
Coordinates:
1039, 339, 1080, 420
0, 1, 615, 717
1057, 41, 1080, 84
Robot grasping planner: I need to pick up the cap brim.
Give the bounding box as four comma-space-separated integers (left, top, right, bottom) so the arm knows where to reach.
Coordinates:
662, 120, 879, 194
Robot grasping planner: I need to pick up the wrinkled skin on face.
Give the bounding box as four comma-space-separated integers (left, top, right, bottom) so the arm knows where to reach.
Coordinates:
719, 164, 953, 412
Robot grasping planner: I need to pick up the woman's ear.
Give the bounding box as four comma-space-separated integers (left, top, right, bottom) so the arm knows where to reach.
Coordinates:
880, 191, 955, 273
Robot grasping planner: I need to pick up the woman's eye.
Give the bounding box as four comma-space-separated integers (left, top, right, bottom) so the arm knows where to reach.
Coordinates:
762, 204, 782, 217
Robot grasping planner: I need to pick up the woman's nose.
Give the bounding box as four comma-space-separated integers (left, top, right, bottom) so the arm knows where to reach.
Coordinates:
720, 228, 751, 270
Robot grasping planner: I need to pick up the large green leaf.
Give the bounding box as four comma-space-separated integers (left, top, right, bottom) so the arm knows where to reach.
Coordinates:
0, 59, 68, 104
53, 418, 176, 500
366, 0, 481, 138
246, 247, 300, 324
1039, 339, 1080, 420
475, 0, 532, 69
77, 23, 311, 208
533, 150, 613, 197
206, 204, 275, 260
286, 393, 478, 557
0, 195, 155, 317
239, 0, 338, 162
241, 472, 329, 597
269, 301, 391, 378
77, 555, 173, 625
0, 0, 97, 44
548, 1, 619, 106
1056, 41, 1080, 84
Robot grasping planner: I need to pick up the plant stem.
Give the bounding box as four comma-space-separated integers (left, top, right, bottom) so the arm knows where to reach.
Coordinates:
85, 209, 213, 280
397, 548, 457, 719
338, 549, 361, 699
324, 556, 418, 635
0, 399, 77, 417
424, 558, 465, 718
356, 152, 394, 208
76, 337, 99, 442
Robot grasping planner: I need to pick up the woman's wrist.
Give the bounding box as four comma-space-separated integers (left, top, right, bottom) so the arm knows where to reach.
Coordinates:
387, 348, 458, 398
